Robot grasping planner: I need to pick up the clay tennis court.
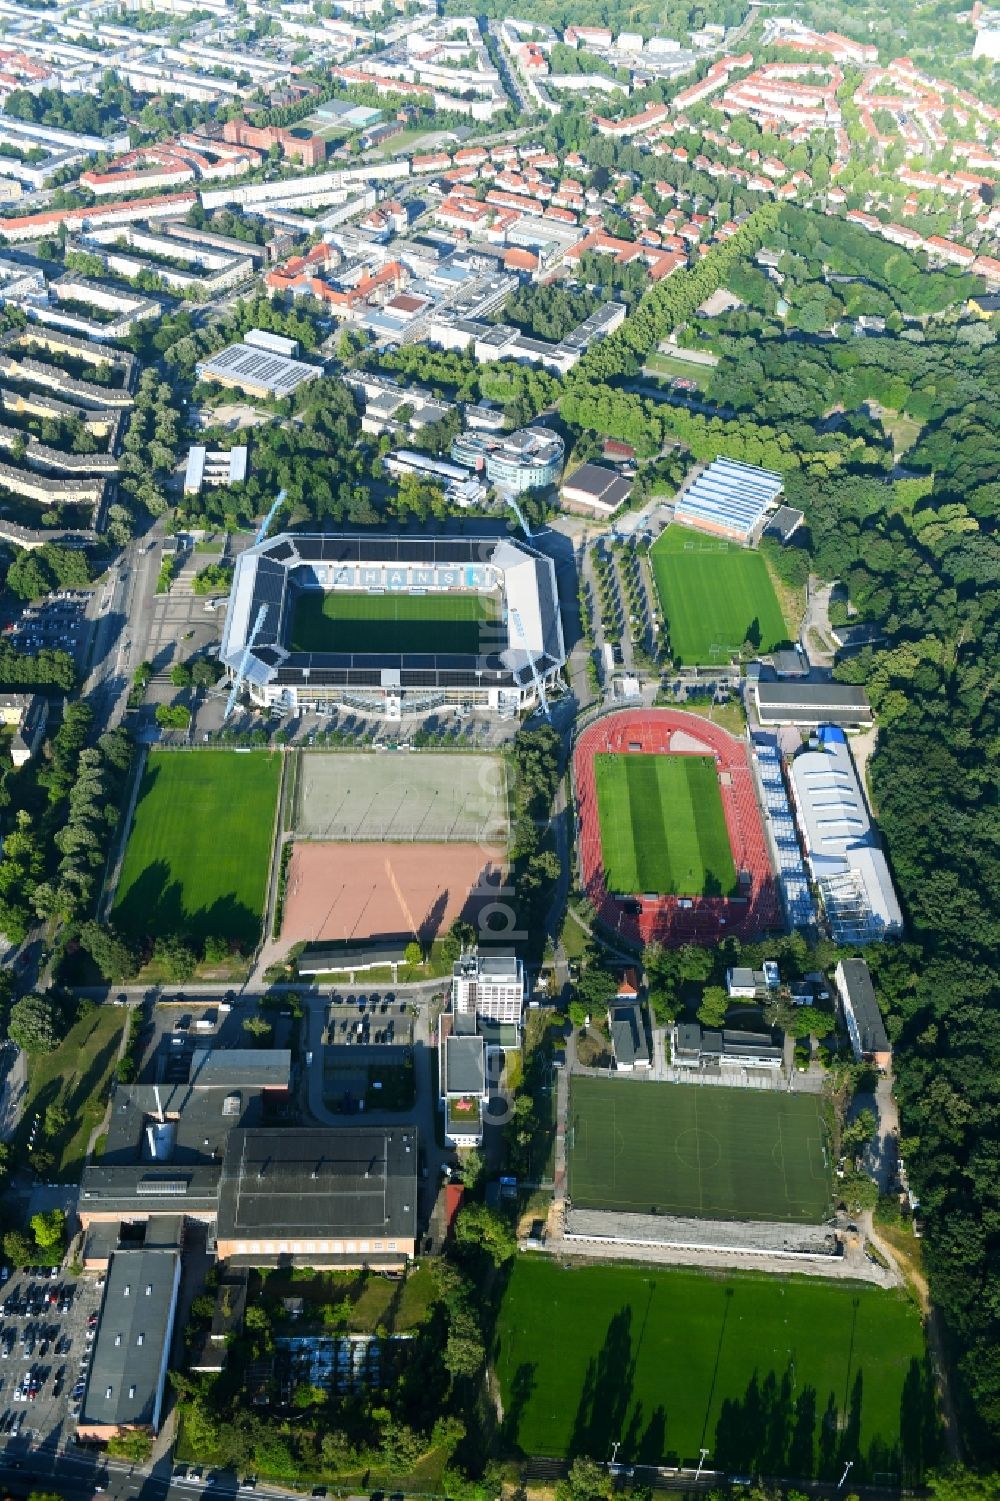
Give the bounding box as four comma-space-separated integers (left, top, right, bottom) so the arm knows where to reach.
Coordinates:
281, 841, 508, 944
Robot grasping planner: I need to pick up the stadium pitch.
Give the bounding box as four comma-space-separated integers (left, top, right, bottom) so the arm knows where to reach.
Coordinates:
113, 750, 281, 948
594, 752, 738, 897
496, 1259, 934, 1479
290, 590, 502, 655
568, 1076, 831, 1223
650, 525, 789, 664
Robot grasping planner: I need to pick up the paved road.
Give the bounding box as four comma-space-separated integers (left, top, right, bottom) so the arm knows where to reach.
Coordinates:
0, 1450, 303, 1501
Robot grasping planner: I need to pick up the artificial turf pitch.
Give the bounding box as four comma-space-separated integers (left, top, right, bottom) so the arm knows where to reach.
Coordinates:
495, 1259, 935, 1479
290, 590, 501, 655
650, 524, 789, 665
568, 1076, 831, 1222
594, 752, 738, 897
113, 750, 281, 948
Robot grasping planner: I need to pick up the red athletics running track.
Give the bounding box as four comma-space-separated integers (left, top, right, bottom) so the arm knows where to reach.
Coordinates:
573, 708, 782, 947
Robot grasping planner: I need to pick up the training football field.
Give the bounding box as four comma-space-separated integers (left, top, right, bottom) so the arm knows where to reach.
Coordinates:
569, 1076, 831, 1223
594, 752, 737, 896
496, 1259, 934, 1479
290, 590, 502, 655
650, 525, 789, 664
113, 750, 281, 949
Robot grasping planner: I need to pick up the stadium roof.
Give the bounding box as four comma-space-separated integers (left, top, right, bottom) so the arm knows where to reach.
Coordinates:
789, 739, 902, 937
220, 531, 565, 694
675, 456, 784, 540
217, 1126, 417, 1243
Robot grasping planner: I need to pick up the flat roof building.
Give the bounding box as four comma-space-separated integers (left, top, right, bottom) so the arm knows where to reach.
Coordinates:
452, 948, 524, 1029
183, 444, 248, 495
195, 340, 321, 399
438, 1012, 488, 1147
216, 1126, 418, 1266
754, 680, 874, 728
76, 1248, 181, 1441
834, 957, 890, 1068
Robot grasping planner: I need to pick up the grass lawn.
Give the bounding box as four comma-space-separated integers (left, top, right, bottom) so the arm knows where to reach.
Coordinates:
650, 525, 789, 665
113, 750, 281, 949
259, 1262, 437, 1334
568, 1076, 830, 1222
594, 752, 737, 897
290, 590, 501, 655
495, 1259, 937, 1482
13, 1005, 124, 1183
643, 351, 706, 385
880, 409, 923, 459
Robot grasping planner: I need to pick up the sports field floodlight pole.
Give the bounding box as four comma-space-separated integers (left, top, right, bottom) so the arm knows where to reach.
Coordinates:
254, 487, 288, 546
695, 1449, 710, 1482
838, 1461, 854, 1489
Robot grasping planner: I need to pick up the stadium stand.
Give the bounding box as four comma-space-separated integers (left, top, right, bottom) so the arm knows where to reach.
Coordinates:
674, 456, 784, 544
751, 736, 815, 929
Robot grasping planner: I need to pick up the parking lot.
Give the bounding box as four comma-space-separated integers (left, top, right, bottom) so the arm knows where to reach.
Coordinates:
0, 1264, 105, 1451
326, 995, 413, 1048
5, 591, 90, 657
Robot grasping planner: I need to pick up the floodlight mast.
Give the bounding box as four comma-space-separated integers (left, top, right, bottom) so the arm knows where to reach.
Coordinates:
505, 492, 532, 539
509, 604, 550, 721
255, 486, 288, 545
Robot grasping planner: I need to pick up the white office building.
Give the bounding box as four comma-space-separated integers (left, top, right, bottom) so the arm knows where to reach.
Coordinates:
451, 950, 524, 1027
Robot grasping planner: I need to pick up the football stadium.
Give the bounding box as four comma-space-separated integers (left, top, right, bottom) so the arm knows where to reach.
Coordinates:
220, 533, 565, 719
574, 708, 781, 945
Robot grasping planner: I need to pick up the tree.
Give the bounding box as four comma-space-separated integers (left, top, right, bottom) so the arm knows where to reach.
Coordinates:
453, 1203, 516, 1267
457, 1146, 485, 1191
78, 921, 139, 982
153, 935, 197, 982
155, 703, 192, 730
8, 992, 61, 1053
107, 1430, 152, 1462
43, 1101, 69, 1139
132, 660, 154, 688
568, 999, 590, 1029
404, 940, 423, 966
839, 1169, 879, 1215
842, 1107, 878, 1158
30, 1208, 65, 1255
190, 657, 223, 689
292, 1383, 327, 1409
170, 661, 193, 688
556, 1457, 610, 1501
242, 1015, 273, 1043
3, 1228, 36, 1266
697, 985, 729, 1030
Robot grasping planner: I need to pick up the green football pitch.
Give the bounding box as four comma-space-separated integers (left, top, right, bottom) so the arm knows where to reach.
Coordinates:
568, 1076, 831, 1222
495, 1259, 936, 1480
290, 590, 502, 655
650, 525, 789, 665
594, 752, 738, 897
113, 751, 281, 949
